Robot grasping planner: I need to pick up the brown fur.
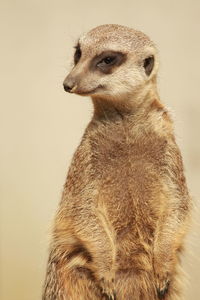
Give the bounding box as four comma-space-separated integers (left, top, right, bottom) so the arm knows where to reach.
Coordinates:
43, 25, 191, 300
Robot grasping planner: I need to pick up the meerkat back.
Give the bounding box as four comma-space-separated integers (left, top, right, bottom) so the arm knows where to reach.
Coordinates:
42, 24, 191, 300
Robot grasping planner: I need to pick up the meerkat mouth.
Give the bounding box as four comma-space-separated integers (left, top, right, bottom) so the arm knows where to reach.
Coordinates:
76, 85, 104, 96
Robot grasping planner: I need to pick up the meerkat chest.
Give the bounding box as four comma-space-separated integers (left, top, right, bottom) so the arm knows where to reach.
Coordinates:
88, 121, 167, 220
89, 121, 167, 176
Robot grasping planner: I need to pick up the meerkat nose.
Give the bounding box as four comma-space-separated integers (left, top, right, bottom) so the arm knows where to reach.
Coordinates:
63, 82, 74, 93
63, 77, 77, 93
63, 83, 72, 92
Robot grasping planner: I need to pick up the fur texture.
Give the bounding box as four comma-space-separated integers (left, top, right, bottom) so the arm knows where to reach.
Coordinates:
43, 24, 191, 300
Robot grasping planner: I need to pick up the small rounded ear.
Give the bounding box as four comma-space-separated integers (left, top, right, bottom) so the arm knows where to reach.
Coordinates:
143, 56, 154, 76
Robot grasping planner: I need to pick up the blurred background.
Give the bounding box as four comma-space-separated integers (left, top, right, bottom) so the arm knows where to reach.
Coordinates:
0, 0, 199, 299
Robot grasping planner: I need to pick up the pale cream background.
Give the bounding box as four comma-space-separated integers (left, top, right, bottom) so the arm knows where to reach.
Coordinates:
1, 0, 200, 299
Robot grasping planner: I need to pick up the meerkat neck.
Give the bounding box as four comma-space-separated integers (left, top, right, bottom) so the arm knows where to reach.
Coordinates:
91, 79, 160, 121
91, 97, 132, 120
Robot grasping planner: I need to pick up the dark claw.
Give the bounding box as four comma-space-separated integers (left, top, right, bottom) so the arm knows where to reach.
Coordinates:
102, 292, 116, 300
111, 292, 117, 300
157, 281, 170, 299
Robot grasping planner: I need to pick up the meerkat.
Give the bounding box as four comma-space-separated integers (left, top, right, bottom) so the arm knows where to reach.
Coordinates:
42, 24, 191, 300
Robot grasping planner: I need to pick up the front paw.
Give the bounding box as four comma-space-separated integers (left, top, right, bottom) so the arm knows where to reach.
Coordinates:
156, 274, 170, 299
99, 277, 116, 300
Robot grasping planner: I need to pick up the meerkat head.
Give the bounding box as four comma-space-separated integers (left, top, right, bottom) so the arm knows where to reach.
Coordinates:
63, 24, 159, 101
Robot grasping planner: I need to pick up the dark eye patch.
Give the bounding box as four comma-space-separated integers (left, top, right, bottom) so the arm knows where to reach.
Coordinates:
74, 43, 81, 65
143, 56, 154, 76
90, 51, 127, 74
100, 56, 116, 65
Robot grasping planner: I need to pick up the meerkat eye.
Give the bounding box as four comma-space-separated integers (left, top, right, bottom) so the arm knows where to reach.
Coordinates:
143, 56, 154, 76
91, 51, 126, 74
102, 56, 116, 65
74, 44, 81, 65
97, 56, 117, 67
